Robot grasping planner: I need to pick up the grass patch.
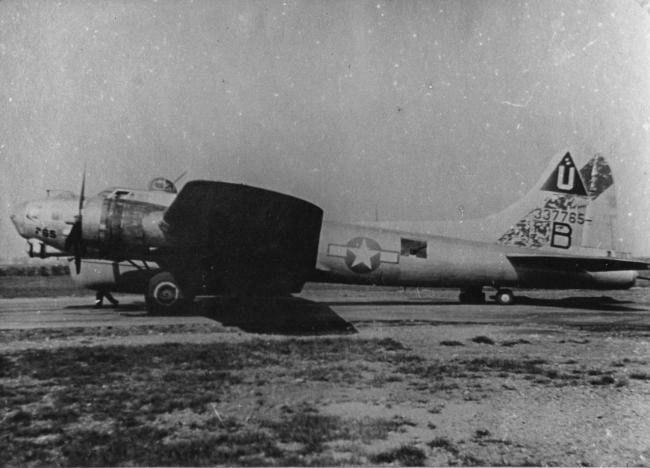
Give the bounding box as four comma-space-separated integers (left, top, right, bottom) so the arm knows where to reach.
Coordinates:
396, 355, 604, 388
0, 337, 419, 466
0, 354, 13, 377
470, 336, 495, 345
396, 355, 587, 389
440, 340, 464, 347
630, 372, 650, 381
61, 423, 281, 466
462, 357, 547, 374
370, 444, 427, 466
589, 375, 616, 386
427, 437, 459, 455
501, 339, 531, 347
265, 406, 341, 453
460, 357, 585, 385
0, 264, 69, 276
474, 429, 491, 438
0, 323, 228, 344
267, 405, 410, 453
615, 377, 629, 387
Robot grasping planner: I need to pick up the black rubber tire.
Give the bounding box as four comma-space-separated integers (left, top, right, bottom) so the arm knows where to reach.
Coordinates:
495, 289, 515, 305
145, 271, 191, 315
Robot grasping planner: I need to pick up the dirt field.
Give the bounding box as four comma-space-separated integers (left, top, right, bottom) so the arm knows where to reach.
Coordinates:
1, 281, 650, 466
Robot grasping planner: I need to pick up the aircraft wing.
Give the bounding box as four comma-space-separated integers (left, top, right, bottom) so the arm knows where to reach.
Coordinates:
506, 253, 650, 272
162, 181, 323, 295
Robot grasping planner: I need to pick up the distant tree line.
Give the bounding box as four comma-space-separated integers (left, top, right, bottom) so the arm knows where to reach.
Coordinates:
0, 264, 70, 276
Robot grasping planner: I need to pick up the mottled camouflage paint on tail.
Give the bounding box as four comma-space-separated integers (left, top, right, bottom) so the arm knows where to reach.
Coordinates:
579, 154, 613, 200
498, 194, 589, 248
498, 154, 613, 250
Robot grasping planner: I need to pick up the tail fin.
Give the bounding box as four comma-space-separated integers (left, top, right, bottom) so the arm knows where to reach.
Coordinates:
497, 151, 618, 252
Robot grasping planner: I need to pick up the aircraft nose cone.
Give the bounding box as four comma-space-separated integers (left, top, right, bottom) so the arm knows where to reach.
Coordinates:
9, 201, 27, 236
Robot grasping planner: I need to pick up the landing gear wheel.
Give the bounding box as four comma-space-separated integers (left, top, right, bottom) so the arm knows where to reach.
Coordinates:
146, 272, 191, 315
459, 287, 485, 304
494, 289, 515, 305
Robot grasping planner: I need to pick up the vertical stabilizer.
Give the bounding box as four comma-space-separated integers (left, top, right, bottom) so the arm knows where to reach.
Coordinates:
498, 152, 618, 253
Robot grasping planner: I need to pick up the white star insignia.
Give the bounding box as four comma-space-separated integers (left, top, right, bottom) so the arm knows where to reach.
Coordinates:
349, 239, 379, 269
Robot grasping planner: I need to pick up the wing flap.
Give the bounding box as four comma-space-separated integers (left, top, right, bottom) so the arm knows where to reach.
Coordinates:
506, 253, 650, 272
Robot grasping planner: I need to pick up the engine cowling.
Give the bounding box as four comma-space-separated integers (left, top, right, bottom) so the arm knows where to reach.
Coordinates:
81, 197, 169, 257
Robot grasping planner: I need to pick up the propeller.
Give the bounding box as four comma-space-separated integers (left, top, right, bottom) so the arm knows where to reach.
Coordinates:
64, 166, 86, 274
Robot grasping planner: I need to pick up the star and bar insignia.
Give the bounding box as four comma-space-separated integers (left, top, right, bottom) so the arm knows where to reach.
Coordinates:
327, 237, 399, 273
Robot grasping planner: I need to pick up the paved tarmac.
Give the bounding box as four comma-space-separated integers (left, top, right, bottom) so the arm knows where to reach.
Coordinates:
1, 287, 648, 332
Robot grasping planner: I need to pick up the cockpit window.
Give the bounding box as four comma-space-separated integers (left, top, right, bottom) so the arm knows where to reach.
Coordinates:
26, 205, 41, 221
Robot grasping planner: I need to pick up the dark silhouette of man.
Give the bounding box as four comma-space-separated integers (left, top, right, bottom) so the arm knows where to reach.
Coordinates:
94, 290, 119, 308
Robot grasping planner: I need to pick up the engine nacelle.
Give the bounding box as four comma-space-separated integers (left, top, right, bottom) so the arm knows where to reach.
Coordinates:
82, 197, 170, 256
69, 259, 160, 293
588, 270, 638, 289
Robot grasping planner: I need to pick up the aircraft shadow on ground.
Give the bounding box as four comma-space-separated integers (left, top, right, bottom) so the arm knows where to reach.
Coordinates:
198, 296, 357, 335
515, 295, 646, 312
323, 295, 646, 311
65, 296, 641, 313
65, 303, 146, 312
323, 300, 457, 306
65, 297, 356, 335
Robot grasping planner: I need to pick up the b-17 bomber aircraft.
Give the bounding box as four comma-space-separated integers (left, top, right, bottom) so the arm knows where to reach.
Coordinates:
10, 150, 650, 313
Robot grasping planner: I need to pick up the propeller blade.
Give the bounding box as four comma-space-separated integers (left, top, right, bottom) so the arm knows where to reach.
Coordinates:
64, 222, 80, 252
67, 165, 87, 274
78, 163, 86, 213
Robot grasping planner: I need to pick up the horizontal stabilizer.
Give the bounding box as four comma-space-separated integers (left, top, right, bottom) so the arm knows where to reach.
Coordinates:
507, 253, 650, 272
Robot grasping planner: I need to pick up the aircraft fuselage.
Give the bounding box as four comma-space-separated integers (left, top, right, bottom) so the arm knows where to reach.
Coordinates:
10, 183, 638, 294
314, 221, 636, 290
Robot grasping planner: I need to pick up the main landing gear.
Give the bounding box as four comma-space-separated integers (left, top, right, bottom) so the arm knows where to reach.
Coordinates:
145, 271, 193, 315
458, 287, 516, 305
494, 288, 515, 305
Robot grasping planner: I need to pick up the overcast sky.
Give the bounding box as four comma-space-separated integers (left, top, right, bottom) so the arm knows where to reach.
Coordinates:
1, 0, 649, 260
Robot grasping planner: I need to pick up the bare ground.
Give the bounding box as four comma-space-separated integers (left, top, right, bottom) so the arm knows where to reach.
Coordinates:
1, 283, 650, 466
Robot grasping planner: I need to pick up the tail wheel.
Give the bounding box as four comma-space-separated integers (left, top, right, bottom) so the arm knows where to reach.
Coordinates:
495, 288, 515, 305
146, 272, 191, 315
